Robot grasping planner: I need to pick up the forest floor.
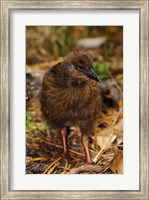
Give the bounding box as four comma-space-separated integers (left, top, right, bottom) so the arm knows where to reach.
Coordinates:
26, 26, 123, 174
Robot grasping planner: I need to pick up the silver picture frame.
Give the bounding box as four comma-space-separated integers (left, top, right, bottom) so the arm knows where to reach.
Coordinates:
0, 0, 148, 199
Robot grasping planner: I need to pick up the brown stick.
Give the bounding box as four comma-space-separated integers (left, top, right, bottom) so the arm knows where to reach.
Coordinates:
69, 164, 109, 174
35, 139, 84, 157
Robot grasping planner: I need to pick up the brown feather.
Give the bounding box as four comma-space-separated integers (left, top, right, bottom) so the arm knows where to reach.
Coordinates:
41, 51, 101, 162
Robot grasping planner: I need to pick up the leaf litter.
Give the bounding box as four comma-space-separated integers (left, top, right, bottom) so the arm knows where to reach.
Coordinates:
26, 69, 123, 174
26, 26, 123, 174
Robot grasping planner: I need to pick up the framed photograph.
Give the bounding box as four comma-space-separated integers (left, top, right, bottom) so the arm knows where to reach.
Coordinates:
1, 0, 148, 199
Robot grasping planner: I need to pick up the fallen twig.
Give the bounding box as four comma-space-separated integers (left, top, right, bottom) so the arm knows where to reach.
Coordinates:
26, 157, 49, 164
69, 164, 109, 174
47, 162, 60, 174
43, 157, 62, 174
35, 138, 85, 158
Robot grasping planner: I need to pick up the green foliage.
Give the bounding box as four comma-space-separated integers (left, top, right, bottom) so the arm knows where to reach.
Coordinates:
26, 111, 48, 132
120, 82, 123, 90
26, 26, 112, 65
93, 61, 110, 80
48, 26, 73, 57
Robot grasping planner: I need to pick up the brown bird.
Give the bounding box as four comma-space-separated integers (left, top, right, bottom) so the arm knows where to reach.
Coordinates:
41, 51, 101, 163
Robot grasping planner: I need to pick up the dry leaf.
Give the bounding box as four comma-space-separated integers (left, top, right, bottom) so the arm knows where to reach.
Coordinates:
93, 115, 123, 163
30, 143, 40, 150
93, 129, 117, 163
110, 150, 123, 173
114, 119, 123, 137
117, 137, 123, 145
96, 128, 117, 149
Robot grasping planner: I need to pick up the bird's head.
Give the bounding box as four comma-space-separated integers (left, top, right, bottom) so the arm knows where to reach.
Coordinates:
66, 51, 101, 86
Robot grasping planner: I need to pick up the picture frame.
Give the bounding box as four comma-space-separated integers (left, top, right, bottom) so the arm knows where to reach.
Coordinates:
0, 0, 148, 199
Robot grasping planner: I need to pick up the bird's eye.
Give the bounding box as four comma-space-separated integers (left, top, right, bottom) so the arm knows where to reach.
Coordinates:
77, 65, 84, 70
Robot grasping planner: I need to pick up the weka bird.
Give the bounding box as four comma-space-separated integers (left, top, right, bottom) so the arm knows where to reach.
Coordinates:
41, 51, 101, 163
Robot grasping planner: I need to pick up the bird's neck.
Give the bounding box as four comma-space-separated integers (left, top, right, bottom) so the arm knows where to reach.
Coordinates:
53, 74, 87, 88
67, 76, 87, 87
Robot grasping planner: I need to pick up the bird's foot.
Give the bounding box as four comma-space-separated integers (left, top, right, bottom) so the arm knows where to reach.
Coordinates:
85, 157, 92, 164
86, 160, 92, 164
62, 152, 72, 162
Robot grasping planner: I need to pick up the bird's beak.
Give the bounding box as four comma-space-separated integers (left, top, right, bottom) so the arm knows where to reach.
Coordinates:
85, 69, 102, 83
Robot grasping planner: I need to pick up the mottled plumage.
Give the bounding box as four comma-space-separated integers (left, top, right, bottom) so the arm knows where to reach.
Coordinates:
41, 51, 101, 163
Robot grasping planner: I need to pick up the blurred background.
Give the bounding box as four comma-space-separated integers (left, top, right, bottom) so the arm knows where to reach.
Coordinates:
26, 26, 123, 174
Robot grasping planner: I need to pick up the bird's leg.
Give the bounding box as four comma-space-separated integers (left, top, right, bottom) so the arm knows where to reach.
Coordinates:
61, 127, 70, 159
82, 134, 92, 164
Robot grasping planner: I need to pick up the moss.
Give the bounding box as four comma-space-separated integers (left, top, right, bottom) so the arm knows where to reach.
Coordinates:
26, 111, 48, 132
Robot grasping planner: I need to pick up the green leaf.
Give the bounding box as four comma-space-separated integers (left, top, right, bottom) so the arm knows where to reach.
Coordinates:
93, 61, 110, 80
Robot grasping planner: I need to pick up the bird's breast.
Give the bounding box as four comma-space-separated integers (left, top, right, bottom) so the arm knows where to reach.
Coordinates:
41, 78, 100, 126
